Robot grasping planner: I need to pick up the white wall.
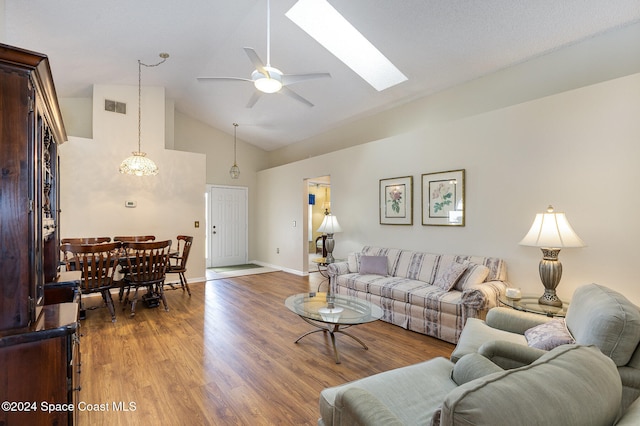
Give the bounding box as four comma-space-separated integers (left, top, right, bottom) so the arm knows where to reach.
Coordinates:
256, 72, 640, 305
59, 84, 207, 283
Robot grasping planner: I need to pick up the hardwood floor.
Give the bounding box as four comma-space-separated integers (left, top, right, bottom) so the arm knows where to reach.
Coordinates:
78, 271, 454, 425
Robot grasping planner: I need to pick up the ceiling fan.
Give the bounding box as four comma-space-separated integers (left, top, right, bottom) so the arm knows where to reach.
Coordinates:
197, 0, 330, 108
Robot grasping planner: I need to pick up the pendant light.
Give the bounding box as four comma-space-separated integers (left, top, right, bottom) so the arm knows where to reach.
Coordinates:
119, 53, 169, 176
230, 123, 240, 179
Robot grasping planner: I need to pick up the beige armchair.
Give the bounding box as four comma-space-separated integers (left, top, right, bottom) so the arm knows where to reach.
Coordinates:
321, 345, 627, 425
452, 283, 640, 412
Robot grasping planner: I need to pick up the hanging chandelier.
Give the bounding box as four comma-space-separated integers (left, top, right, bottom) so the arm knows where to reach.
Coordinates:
230, 122, 240, 179
119, 53, 169, 176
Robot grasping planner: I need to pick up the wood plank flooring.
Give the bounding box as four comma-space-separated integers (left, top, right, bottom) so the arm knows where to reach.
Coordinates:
78, 271, 454, 425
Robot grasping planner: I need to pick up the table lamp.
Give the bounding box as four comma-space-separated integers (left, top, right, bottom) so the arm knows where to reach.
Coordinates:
519, 205, 585, 307
317, 214, 342, 263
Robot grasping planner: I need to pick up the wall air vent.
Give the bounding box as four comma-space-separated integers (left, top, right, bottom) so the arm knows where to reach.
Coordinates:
105, 99, 127, 114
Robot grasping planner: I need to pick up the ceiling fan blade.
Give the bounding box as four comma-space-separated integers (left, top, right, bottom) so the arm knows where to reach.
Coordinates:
243, 47, 270, 77
246, 91, 262, 108
280, 86, 314, 107
281, 73, 331, 86
197, 77, 253, 83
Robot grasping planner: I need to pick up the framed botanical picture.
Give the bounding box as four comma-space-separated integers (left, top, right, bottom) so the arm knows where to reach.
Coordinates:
422, 169, 465, 226
379, 176, 413, 225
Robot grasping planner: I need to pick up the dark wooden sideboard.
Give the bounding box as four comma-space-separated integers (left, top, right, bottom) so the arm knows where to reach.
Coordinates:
0, 43, 79, 425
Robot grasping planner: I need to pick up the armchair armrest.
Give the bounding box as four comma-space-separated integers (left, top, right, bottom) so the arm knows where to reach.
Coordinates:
619, 366, 640, 411
478, 340, 547, 370
327, 261, 350, 278
451, 353, 504, 385
339, 387, 403, 426
486, 307, 553, 334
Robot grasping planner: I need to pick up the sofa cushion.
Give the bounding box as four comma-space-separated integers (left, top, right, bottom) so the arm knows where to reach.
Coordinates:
347, 252, 359, 272
565, 283, 640, 366
433, 261, 468, 291
525, 319, 575, 350
439, 345, 622, 426
359, 255, 388, 276
454, 263, 490, 291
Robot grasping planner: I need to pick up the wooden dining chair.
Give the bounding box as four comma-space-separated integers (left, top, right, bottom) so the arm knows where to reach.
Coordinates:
62, 237, 112, 244
63, 241, 121, 322
120, 240, 172, 317
113, 236, 156, 296
166, 235, 193, 296
61, 237, 112, 270
113, 235, 156, 242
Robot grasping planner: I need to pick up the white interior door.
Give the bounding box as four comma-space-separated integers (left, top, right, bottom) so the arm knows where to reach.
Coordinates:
208, 185, 248, 268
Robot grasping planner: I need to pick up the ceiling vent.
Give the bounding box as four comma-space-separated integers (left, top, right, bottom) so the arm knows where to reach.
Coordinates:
105, 99, 126, 114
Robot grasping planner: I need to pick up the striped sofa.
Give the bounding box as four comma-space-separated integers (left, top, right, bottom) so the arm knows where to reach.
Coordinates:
326, 246, 508, 344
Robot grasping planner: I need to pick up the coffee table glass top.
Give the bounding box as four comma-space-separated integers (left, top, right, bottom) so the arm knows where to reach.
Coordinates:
285, 292, 383, 325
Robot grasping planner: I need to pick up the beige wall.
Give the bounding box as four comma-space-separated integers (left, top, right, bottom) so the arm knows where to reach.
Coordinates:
256, 72, 640, 305
267, 21, 640, 168
171, 111, 270, 262
59, 84, 207, 284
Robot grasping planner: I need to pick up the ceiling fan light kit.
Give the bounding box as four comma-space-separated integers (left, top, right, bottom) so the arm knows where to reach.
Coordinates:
197, 0, 330, 107
252, 68, 282, 93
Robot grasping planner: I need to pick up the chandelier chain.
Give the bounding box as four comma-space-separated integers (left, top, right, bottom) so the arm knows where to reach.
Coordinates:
138, 54, 169, 152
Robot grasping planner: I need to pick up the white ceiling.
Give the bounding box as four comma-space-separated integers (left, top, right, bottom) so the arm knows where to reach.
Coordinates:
3, 1, 640, 151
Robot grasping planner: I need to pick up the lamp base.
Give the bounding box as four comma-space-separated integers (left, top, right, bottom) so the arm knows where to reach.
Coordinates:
539, 289, 563, 307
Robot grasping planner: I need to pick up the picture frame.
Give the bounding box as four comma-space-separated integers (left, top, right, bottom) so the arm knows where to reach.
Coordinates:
422, 169, 465, 226
379, 176, 413, 225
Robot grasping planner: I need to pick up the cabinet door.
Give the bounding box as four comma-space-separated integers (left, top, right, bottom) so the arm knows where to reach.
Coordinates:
0, 65, 34, 330
0, 337, 70, 425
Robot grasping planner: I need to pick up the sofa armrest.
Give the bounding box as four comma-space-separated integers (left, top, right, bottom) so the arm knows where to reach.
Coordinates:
339, 387, 403, 426
327, 261, 350, 278
478, 340, 547, 369
485, 307, 553, 334
460, 280, 508, 310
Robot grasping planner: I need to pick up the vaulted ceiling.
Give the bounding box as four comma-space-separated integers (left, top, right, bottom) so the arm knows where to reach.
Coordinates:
3, 1, 640, 151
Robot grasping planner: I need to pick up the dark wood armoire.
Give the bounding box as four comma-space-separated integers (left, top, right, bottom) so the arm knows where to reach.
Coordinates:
0, 43, 80, 426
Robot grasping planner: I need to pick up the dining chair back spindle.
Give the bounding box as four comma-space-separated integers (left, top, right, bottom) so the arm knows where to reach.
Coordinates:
121, 240, 172, 317
63, 241, 121, 322
166, 235, 193, 296
61, 237, 112, 270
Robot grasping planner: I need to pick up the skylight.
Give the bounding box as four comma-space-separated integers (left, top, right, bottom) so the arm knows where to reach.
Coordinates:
285, 0, 408, 91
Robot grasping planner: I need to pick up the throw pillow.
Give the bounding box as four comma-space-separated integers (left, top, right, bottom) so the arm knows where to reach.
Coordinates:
454, 263, 490, 291
359, 255, 388, 276
524, 319, 575, 350
347, 253, 360, 272
433, 262, 468, 291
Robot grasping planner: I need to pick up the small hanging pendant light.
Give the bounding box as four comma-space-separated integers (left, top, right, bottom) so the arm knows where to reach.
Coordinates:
229, 122, 240, 179
119, 53, 169, 176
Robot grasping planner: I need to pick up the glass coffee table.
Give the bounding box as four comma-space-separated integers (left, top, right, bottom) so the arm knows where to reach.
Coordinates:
499, 295, 569, 317
285, 292, 383, 364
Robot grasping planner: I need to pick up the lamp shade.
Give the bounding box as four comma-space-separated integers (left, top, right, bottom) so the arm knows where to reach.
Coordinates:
519, 205, 585, 248
317, 214, 342, 234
